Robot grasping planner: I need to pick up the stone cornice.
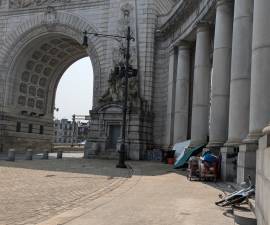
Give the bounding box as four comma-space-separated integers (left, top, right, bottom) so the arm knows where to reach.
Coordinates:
157, 0, 185, 28
0, 0, 107, 15
157, 0, 215, 39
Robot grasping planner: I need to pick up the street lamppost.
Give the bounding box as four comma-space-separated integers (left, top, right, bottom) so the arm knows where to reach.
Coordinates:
83, 27, 135, 168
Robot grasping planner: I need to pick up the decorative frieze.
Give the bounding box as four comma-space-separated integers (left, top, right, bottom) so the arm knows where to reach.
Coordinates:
9, 0, 71, 9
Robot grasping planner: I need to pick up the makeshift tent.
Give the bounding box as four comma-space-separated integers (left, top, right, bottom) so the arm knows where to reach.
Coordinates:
174, 144, 205, 169
172, 140, 190, 159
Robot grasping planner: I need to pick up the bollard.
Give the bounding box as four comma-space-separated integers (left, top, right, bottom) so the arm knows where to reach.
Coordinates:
25, 149, 33, 160
42, 150, 49, 160
7, 149, 15, 161
57, 151, 63, 159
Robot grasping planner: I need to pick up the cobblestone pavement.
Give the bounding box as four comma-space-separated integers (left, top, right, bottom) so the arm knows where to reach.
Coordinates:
0, 156, 131, 225
39, 162, 255, 225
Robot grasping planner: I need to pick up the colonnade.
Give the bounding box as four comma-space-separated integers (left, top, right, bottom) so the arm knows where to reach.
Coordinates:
165, 0, 270, 184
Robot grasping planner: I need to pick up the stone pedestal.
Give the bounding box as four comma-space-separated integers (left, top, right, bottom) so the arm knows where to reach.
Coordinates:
220, 146, 237, 181
209, 0, 233, 147
42, 150, 49, 160
85, 103, 152, 160
7, 149, 15, 161
25, 149, 33, 160
190, 24, 211, 147
237, 143, 257, 184
256, 124, 270, 225
173, 42, 190, 143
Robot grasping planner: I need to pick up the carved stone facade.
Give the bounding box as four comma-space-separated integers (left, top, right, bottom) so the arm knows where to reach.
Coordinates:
0, 0, 164, 159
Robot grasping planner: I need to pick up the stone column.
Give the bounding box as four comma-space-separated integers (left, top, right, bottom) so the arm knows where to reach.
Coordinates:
190, 24, 211, 147
221, 0, 253, 182
165, 47, 178, 146
208, 0, 233, 147
237, 0, 270, 186
173, 42, 190, 143
226, 0, 253, 145
245, 0, 270, 143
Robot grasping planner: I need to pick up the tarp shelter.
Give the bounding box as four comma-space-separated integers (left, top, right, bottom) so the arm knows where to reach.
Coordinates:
173, 142, 204, 169
172, 140, 190, 159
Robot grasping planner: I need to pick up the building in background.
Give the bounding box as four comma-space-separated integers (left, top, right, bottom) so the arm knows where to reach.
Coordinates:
54, 119, 89, 145
54, 119, 78, 144
77, 121, 90, 144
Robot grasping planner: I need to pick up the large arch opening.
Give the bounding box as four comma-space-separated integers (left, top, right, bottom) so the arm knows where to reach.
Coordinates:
2, 32, 97, 152
54, 57, 93, 146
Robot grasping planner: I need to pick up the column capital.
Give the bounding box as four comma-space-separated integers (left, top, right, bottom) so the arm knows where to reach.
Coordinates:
169, 45, 177, 55
216, 0, 233, 8
195, 21, 210, 33
176, 40, 191, 50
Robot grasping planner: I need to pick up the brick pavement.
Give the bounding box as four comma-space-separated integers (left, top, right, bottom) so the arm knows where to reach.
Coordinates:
0, 157, 131, 225
39, 162, 256, 225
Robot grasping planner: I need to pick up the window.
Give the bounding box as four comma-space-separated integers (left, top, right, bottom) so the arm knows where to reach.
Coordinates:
28, 124, 33, 133
16, 122, 21, 132
39, 125, 44, 134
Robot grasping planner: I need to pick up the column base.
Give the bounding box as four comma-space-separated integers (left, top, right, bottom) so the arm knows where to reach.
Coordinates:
220, 146, 238, 182
243, 131, 261, 144
189, 139, 207, 148
224, 138, 243, 147
237, 143, 257, 185
207, 140, 225, 148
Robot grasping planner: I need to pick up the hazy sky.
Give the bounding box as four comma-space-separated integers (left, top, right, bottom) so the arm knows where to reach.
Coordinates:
54, 57, 93, 120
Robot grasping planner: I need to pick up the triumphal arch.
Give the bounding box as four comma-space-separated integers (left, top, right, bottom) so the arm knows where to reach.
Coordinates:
0, 0, 158, 160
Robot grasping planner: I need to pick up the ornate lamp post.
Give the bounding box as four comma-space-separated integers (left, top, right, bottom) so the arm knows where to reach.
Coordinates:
83, 27, 135, 168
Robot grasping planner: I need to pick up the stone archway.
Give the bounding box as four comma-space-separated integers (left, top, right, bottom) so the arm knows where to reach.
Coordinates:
0, 12, 104, 152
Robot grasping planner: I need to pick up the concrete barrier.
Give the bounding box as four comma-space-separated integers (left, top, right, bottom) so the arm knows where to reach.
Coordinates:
7, 149, 15, 161
42, 150, 49, 160
25, 149, 33, 160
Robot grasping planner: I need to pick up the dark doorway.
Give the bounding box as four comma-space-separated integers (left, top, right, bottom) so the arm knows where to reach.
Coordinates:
108, 125, 121, 149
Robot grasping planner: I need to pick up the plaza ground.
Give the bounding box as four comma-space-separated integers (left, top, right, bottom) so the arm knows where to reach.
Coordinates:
0, 154, 255, 225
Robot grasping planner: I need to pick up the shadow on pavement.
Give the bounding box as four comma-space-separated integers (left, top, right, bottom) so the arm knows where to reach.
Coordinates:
0, 153, 187, 178
0, 154, 131, 178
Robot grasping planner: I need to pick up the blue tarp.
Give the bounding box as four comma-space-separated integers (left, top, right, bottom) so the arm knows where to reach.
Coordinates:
174, 145, 204, 169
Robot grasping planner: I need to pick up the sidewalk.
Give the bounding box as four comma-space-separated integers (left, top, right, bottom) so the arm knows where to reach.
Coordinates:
38, 161, 252, 225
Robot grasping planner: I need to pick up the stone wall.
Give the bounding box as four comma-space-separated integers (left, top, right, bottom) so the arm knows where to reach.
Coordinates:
256, 134, 270, 225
